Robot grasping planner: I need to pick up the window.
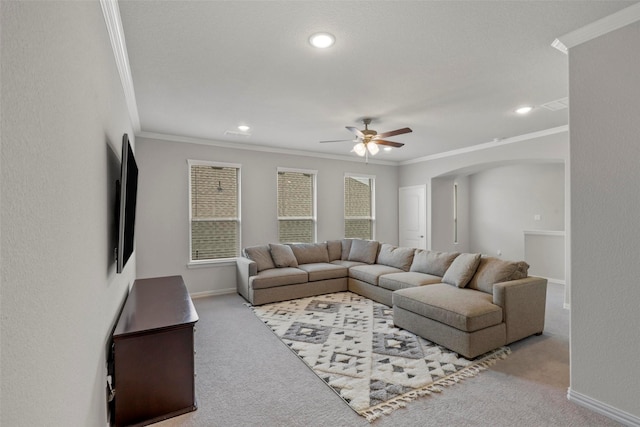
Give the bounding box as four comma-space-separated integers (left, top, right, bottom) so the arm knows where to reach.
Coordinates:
277, 168, 316, 243
188, 160, 240, 262
344, 174, 375, 239
453, 182, 458, 244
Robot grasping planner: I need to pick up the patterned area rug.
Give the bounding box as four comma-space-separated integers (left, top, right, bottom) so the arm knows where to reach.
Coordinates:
249, 291, 510, 421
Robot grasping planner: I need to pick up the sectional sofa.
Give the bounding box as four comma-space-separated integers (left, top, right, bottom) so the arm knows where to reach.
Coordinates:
236, 239, 547, 358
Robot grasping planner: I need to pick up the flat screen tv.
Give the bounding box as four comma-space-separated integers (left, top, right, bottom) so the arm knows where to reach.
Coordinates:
116, 133, 138, 274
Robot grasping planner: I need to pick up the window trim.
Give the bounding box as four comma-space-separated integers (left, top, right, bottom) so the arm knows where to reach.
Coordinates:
344, 172, 376, 240
187, 159, 242, 266
453, 182, 458, 245
277, 167, 318, 243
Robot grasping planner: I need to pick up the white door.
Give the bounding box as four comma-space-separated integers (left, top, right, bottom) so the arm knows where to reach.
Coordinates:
399, 185, 426, 249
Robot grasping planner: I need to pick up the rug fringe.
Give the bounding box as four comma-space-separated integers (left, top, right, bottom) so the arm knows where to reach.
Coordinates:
358, 346, 511, 422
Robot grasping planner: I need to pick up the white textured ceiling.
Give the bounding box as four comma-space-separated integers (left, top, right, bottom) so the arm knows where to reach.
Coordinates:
118, 0, 635, 162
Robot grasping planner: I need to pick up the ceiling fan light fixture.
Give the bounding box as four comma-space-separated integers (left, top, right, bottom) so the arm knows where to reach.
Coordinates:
325, 118, 411, 160
309, 32, 335, 49
353, 142, 366, 156
515, 106, 534, 115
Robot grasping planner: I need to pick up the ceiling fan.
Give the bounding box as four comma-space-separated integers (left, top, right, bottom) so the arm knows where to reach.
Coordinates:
320, 118, 412, 160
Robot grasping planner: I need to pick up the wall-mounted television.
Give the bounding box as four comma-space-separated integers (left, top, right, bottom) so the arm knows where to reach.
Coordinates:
116, 133, 138, 274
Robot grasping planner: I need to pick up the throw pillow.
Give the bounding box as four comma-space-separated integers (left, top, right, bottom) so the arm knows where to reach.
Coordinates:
467, 257, 530, 294
243, 245, 276, 272
290, 242, 330, 264
410, 250, 460, 276
341, 238, 354, 260
376, 243, 415, 271
442, 253, 482, 288
269, 243, 298, 268
348, 239, 379, 264
326, 240, 342, 261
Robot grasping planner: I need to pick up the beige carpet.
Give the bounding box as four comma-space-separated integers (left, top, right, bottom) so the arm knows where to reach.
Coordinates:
153, 282, 621, 426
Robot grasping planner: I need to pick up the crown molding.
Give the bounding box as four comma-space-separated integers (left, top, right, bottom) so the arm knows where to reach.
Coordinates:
552, 2, 640, 54
139, 125, 569, 168
136, 131, 399, 166
100, 0, 141, 132
400, 125, 568, 166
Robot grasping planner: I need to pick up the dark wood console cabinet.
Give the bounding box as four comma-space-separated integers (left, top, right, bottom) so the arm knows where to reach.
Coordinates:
112, 275, 198, 426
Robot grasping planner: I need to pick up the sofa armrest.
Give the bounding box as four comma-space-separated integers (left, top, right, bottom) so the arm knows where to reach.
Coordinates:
236, 257, 257, 302
493, 276, 547, 344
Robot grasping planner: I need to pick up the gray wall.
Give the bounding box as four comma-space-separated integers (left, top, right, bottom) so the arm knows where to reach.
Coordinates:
1, 2, 135, 425
524, 232, 565, 282
399, 131, 568, 186
569, 20, 640, 419
399, 131, 569, 252
468, 163, 564, 261
135, 136, 399, 295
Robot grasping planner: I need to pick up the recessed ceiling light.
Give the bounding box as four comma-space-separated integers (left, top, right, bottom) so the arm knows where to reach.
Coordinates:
383, 146, 392, 152
515, 106, 534, 115
309, 32, 335, 49
237, 125, 250, 132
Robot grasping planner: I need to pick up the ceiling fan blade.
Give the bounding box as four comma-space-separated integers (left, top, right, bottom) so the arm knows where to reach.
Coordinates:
375, 127, 412, 139
346, 126, 365, 138
319, 139, 356, 143
375, 140, 404, 148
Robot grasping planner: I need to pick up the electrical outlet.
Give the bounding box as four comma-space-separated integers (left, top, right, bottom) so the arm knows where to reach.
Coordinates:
534, 214, 541, 221
497, 249, 502, 256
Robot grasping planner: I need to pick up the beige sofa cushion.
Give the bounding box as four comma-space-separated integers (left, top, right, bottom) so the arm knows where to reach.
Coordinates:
243, 245, 275, 272
410, 250, 460, 276
348, 239, 379, 264
341, 238, 354, 260
467, 257, 530, 294
269, 243, 298, 268
442, 253, 481, 288
393, 284, 503, 332
289, 242, 330, 264
331, 259, 366, 268
326, 240, 342, 261
250, 267, 307, 290
349, 264, 403, 286
378, 272, 442, 291
297, 263, 348, 282
376, 243, 415, 271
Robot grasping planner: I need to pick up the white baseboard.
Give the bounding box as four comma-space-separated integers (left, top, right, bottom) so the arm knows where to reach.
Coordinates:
567, 388, 640, 426
190, 288, 236, 299
545, 277, 566, 286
